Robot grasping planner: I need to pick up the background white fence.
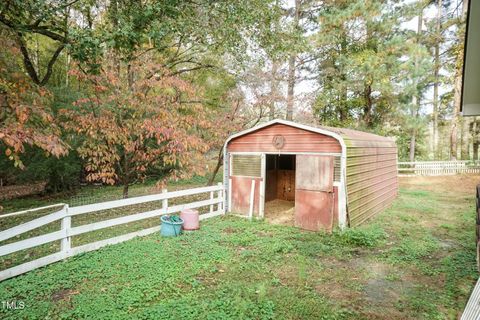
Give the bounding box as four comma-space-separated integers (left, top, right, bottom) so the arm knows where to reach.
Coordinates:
0, 183, 225, 281
398, 161, 480, 176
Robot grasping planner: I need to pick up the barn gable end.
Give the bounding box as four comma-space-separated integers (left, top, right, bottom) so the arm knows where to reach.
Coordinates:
227, 123, 342, 154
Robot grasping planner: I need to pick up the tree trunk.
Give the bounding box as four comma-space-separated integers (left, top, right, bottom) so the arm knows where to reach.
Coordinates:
460, 117, 465, 159
122, 154, 130, 199
450, 0, 469, 160
208, 146, 224, 186
461, 117, 471, 159
65, 7, 70, 88
339, 29, 348, 123
286, 56, 295, 121
409, 7, 423, 162
269, 62, 279, 120
409, 96, 422, 162
127, 63, 134, 91
450, 117, 458, 160
122, 182, 129, 199
432, 0, 442, 159
450, 64, 463, 160
409, 129, 416, 162
363, 83, 373, 127
110, 0, 121, 77
432, 52, 439, 158
473, 118, 480, 160
34, 35, 40, 76
122, 159, 130, 199
409, 94, 419, 162
207, 99, 242, 186
286, 0, 300, 121
66, 52, 70, 87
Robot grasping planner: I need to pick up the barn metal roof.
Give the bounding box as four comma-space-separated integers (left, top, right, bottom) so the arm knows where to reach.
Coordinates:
314, 125, 396, 148
226, 119, 396, 150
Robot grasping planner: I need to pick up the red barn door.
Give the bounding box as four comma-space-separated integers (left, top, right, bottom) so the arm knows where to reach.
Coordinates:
229, 154, 263, 216
295, 155, 335, 231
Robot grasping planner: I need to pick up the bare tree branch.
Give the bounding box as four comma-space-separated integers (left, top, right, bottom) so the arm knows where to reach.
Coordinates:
40, 43, 66, 85
16, 34, 40, 84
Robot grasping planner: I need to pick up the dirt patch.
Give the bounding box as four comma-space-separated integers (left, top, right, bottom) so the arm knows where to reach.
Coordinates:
51, 288, 79, 303
315, 257, 419, 319
364, 263, 408, 303
236, 246, 249, 254
313, 258, 365, 311
399, 174, 480, 195
438, 239, 458, 249
222, 227, 237, 234
257, 230, 274, 237
264, 199, 295, 226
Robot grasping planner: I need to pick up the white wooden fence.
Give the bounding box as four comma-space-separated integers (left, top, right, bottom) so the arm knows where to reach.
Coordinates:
398, 161, 480, 176
0, 183, 225, 282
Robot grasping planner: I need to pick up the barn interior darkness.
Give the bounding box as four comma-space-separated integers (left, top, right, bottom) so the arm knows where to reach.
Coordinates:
264, 154, 296, 225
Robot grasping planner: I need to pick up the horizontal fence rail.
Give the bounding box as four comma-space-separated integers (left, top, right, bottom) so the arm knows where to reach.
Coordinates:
398, 161, 480, 176
0, 183, 225, 281
0, 203, 66, 219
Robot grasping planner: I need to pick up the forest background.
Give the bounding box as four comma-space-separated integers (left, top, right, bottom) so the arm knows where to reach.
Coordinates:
0, 0, 473, 198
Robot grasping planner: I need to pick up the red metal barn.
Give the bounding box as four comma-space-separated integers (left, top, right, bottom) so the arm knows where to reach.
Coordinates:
223, 119, 398, 231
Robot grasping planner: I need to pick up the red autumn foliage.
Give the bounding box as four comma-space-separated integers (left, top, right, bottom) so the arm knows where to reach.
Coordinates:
0, 33, 67, 168
61, 63, 209, 196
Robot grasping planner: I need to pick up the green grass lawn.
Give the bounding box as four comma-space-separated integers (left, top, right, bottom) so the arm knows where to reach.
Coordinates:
0, 175, 478, 319
0, 175, 223, 270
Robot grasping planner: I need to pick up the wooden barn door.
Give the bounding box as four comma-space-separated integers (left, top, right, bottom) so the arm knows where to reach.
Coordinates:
295, 155, 335, 231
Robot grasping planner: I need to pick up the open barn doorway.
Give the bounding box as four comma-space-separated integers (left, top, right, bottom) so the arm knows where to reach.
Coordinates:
264, 154, 296, 225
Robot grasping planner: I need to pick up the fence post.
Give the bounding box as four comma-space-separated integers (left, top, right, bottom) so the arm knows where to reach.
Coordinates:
217, 182, 223, 214
60, 204, 71, 254
210, 190, 214, 214
162, 189, 168, 215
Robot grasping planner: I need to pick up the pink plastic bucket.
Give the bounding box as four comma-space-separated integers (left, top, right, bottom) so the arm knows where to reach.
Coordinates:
180, 209, 199, 230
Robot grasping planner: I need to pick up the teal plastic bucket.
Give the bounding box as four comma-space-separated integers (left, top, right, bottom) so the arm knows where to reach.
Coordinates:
160, 215, 183, 237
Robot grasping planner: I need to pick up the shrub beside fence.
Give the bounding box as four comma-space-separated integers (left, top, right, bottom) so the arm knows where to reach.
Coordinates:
0, 183, 225, 282
0, 181, 47, 201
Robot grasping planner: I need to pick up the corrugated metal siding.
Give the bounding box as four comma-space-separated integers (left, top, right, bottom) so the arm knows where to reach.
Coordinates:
334, 156, 341, 182
317, 125, 398, 226
344, 137, 397, 226
228, 123, 342, 153
333, 186, 339, 226
347, 156, 398, 226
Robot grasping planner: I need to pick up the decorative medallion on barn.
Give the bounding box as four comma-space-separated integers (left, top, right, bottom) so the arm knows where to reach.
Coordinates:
272, 135, 285, 150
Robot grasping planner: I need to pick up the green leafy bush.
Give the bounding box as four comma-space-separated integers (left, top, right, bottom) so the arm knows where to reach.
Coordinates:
0, 146, 82, 194
334, 226, 387, 248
